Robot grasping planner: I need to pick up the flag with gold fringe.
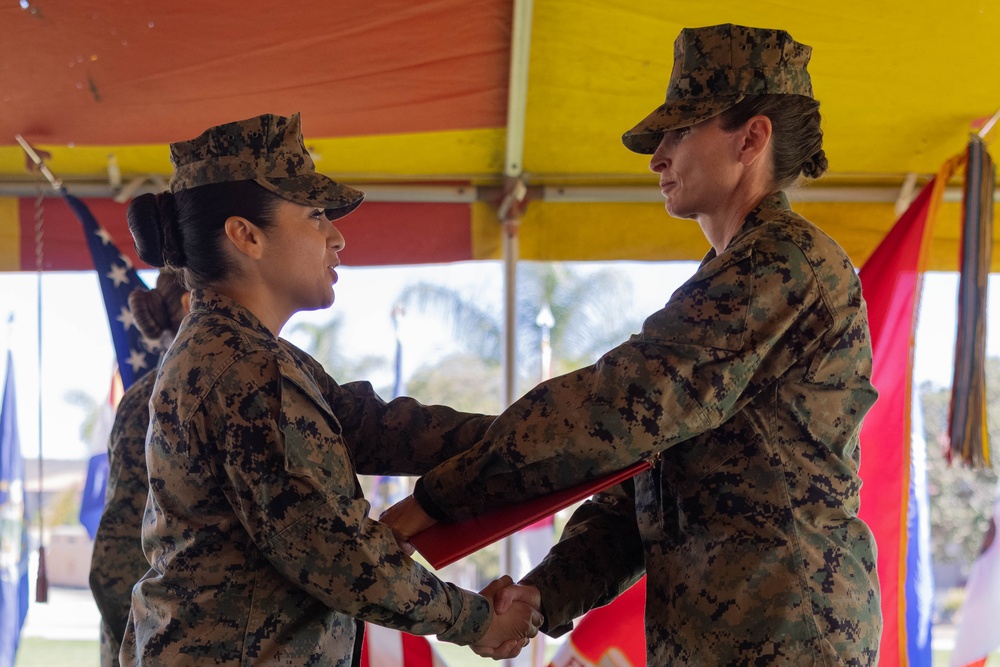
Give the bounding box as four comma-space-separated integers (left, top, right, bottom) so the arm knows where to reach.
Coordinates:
858, 153, 963, 667
948, 135, 994, 468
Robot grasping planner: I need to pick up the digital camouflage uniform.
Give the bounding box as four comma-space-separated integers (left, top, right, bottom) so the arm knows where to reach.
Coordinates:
119, 289, 496, 666
416, 193, 882, 665
90, 370, 157, 667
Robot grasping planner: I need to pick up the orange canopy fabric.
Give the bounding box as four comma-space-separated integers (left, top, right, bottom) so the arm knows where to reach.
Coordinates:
1, 0, 998, 271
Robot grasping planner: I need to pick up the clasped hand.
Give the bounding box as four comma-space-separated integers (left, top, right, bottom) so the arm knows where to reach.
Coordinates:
471, 575, 543, 660
379, 500, 544, 659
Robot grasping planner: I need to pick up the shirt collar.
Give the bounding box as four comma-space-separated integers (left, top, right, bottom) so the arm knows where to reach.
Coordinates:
188, 288, 275, 340
700, 191, 791, 264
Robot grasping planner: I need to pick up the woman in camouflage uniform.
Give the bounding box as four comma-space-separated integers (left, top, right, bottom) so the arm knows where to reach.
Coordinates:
89, 270, 188, 667
384, 24, 882, 665
117, 113, 541, 666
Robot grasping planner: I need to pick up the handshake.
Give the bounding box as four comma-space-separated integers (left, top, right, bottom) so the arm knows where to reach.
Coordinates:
470, 575, 544, 660
379, 496, 544, 659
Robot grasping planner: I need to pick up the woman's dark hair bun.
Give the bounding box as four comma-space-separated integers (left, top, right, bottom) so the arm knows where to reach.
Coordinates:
801, 150, 829, 180
127, 191, 182, 268
128, 269, 187, 340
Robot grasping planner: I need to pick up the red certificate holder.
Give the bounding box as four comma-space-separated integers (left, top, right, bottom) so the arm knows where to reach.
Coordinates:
409, 460, 652, 569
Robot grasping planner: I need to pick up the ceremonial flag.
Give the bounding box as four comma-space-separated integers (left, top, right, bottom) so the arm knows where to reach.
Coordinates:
78, 371, 123, 539
359, 624, 448, 667
949, 479, 1000, 667
547, 578, 645, 667
63, 193, 157, 535
79, 453, 110, 540
63, 193, 157, 389
858, 154, 963, 666
0, 351, 29, 667
905, 388, 934, 667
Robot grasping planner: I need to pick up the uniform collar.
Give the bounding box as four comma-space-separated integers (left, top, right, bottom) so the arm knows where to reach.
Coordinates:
188, 288, 275, 340
700, 191, 791, 264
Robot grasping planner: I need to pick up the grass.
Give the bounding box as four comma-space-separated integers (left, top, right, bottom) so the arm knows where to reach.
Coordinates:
11, 637, 1000, 666
934, 650, 1000, 667
11, 638, 553, 667
14, 638, 100, 667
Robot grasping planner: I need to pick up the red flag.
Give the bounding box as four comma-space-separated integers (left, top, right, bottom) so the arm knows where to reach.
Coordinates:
547, 578, 646, 667
858, 155, 962, 665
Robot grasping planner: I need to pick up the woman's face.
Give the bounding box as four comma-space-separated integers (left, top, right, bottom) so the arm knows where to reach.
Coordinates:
258, 199, 346, 314
648, 116, 744, 222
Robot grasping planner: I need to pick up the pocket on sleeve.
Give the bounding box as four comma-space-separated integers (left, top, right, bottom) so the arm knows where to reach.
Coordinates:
278, 377, 355, 495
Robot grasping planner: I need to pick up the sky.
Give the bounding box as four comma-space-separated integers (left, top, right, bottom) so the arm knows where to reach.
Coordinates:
1, 263, 998, 461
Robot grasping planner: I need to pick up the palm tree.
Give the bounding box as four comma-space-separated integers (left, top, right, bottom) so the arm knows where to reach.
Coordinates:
290, 315, 391, 391
396, 262, 645, 400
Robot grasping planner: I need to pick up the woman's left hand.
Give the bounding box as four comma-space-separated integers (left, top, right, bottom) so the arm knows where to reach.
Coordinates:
379, 496, 437, 555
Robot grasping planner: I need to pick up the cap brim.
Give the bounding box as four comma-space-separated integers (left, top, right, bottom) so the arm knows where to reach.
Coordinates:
257, 174, 365, 221
621, 94, 744, 154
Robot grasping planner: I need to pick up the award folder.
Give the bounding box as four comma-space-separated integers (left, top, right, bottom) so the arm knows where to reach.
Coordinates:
410, 460, 651, 569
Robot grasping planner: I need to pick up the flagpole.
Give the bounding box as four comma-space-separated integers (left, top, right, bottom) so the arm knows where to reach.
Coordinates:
977, 107, 1000, 140
17, 133, 61, 604
14, 135, 62, 192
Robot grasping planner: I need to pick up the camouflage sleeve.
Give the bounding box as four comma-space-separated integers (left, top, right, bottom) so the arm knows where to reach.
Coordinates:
89, 371, 156, 663
332, 380, 496, 475
204, 350, 493, 645
520, 480, 646, 637
419, 236, 831, 519
285, 346, 497, 475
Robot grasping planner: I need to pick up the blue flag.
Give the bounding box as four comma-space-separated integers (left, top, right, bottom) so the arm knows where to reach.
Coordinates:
63, 193, 158, 538
0, 351, 29, 667
79, 452, 110, 542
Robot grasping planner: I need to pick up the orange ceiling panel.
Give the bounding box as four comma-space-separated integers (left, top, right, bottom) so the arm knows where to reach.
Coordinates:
0, 0, 511, 145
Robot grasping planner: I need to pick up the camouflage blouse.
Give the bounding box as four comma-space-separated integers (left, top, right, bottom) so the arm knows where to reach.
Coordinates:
119, 289, 495, 666
418, 193, 882, 665
89, 369, 157, 667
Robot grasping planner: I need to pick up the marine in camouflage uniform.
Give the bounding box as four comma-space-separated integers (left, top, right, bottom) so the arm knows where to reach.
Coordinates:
411, 24, 882, 665
120, 289, 497, 665
117, 113, 537, 665
90, 370, 157, 667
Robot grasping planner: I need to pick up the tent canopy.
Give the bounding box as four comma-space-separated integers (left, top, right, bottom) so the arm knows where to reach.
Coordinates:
2, 0, 998, 271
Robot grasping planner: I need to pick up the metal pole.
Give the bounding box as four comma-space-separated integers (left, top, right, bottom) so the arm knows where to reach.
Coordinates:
500, 0, 534, 662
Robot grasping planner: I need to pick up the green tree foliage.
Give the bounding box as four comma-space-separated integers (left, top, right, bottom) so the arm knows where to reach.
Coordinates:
405, 353, 504, 415
64, 389, 99, 444
919, 357, 999, 566
290, 315, 392, 392
397, 262, 645, 401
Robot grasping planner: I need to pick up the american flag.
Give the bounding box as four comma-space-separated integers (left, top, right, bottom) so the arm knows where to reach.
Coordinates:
63, 192, 158, 390
63, 192, 158, 539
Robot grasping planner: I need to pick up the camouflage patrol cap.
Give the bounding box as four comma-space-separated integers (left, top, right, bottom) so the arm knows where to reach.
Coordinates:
169, 112, 364, 219
622, 23, 814, 154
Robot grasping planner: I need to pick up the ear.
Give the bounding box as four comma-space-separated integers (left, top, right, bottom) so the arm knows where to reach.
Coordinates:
223, 216, 265, 260
737, 115, 773, 166
180, 291, 191, 314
